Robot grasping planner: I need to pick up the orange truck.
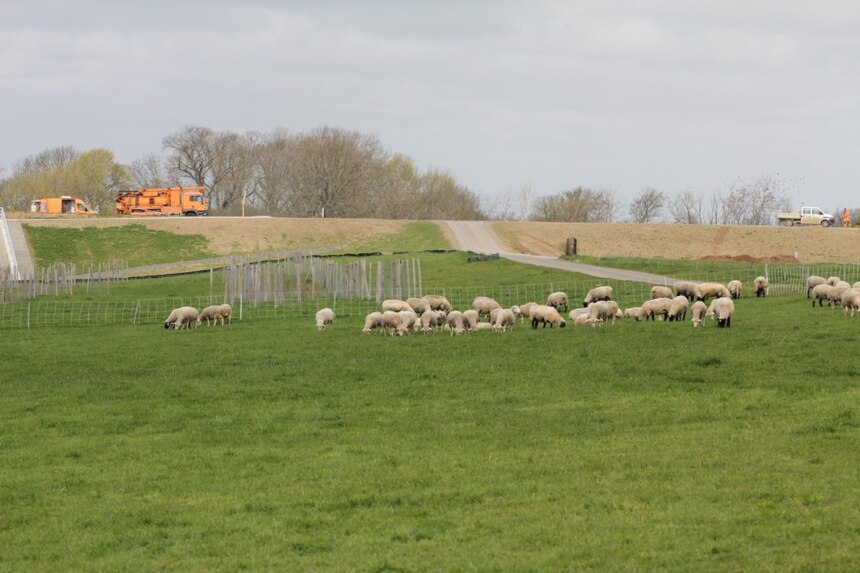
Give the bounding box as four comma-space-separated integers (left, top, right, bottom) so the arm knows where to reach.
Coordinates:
115, 186, 209, 216
31, 196, 97, 214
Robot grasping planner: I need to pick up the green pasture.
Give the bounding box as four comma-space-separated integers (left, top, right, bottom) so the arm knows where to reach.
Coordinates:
2, 294, 859, 571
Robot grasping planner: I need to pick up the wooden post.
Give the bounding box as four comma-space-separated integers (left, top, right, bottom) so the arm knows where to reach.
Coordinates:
565, 237, 578, 256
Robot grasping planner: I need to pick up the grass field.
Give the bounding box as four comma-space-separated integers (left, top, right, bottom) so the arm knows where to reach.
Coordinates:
3, 276, 860, 570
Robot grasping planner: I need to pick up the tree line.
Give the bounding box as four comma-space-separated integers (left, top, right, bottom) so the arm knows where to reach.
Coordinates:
0, 124, 836, 225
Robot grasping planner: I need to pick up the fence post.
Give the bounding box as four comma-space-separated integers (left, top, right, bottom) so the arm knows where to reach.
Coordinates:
27, 301, 31, 329
239, 293, 243, 321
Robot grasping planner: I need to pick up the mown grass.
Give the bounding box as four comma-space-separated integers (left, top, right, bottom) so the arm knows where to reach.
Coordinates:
335, 221, 451, 254
2, 294, 859, 571
24, 224, 213, 268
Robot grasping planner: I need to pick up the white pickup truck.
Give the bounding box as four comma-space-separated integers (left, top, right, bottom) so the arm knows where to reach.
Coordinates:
776, 206, 835, 227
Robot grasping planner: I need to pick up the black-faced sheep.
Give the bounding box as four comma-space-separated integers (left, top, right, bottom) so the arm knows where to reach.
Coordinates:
754, 276, 768, 297
315, 308, 335, 331
673, 281, 702, 302
706, 297, 735, 327
583, 286, 613, 307
811, 284, 835, 307
531, 305, 567, 328
546, 291, 569, 313
164, 306, 198, 330
640, 298, 672, 321
727, 280, 742, 300
667, 295, 689, 322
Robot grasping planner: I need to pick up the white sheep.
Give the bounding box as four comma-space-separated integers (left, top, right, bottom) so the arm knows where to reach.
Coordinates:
197, 304, 229, 326
446, 310, 466, 335
315, 307, 335, 331
853, 282, 860, 290
826, 276, 841, 286
382, 299, 412, 313
811, 284, 835, 307
806, 275, 827, 298
164, 306, 198, 330
361, 311, 384, 334
623, 307, 643, 321
530, 305, 567, 328
667, 295, 689, 322
406, 297, 430, 315
546, 291, 569, 313
583, 286, 613, 307
398, 310, 418, 333
382, 310, 407, 336
518, 302, 538, 323
753, 276, 768, 298
573, 313, 592, 326
587, 301, 612, 325
472, 296, 502, 319
422, 294, 453, 312
841, 289, 860, 316
697, 282, 731, 301
828, 285, 850, 308
650, 285, 673, 299
674, 281, 702, 301
706, 297, 735, 327
690, 300, 707, 327
475, 322, 494, 331
462, 309, 480, 332
727, 280, 742, 300
420, 310, 445, 333
640, 297, 672, 321
492, 308, 516, 332
569, 307, 590, 321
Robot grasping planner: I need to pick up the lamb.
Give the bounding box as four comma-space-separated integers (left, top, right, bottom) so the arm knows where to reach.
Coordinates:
420, 310, 444, 333
314, 307, 335, 331
586, 301, 612, 325
164, 306, 198, 330
573, 313, 592, 326
753, 276, 768, 297
667, 295, 689, 322
218, 304, 232, 324
690, 300, 707, 327
546, 291, 569, 313
197, 304, 230, 326
811, 284, 835, 307
650, 285, 673, 299
806, 275, 827, 297
462, 309, 480, 332
673, 281, 701, 302
382, 299, 412, 313
406, 297, 430, 315
569, 307, 590, 321
623, 307, 643, 321
421, 294, 453, 313
382, 310, 407, 336
583, 286, 613, 307
361, 311, 384, 334
492, 308, 516, 332
697, 282, 731, 301
446, 310, 466, 335
640, 297, 672, 321
472, 296, 502, 319
727, 280, 742, 300
706, 297, 735, 327
841, 289, 860, 316
530, 305, 567, 328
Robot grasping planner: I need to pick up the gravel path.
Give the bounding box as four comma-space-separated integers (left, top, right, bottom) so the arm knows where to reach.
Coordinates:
442, 220, 682, 285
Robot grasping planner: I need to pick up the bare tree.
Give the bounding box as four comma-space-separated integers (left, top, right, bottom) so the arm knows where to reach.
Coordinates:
629, 187, 666, 223
413, 168, 484, 220
252, 131, 292, 215
531, 187, 618, 222
126, 153, 171, 188
668, 189, 704, 224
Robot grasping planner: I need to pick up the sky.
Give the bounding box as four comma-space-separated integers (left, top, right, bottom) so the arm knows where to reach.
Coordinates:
2, 0, 860, 214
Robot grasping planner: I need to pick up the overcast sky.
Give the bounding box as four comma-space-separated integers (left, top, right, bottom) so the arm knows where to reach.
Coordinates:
2, 1, 859, 213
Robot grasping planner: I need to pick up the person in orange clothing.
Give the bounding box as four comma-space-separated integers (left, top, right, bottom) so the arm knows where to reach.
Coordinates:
843, 208, 851, 227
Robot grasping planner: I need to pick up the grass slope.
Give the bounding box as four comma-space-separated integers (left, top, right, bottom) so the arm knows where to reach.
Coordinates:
2, 296, 859, 571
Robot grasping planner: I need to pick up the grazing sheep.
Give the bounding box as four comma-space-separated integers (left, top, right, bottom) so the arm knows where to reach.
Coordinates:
828, 285, 851, 308
727, 280, 743, 300
853, 282, 860, 290
462, 309, 480, 332
753, 276, 768, 297
673, 281, 701, 301
382, 299, 412, 313
586, 301, 613, 325
315, 308, 335, 331
811, 284, 835, 307
826, 276, 841, 287
421, 294, 453, 313
623, 307, 643, 321
382, 310, 407, 336
640, 298, 672, 321
697, 282, 731, 301
650, 285, 673, 299
835, 281, 852, 290
706, 297, 735, 327
475, 322, 494, 331
164, 306, 198, 330
510, 305, 522, 321
667, 295, 689, 322
492, 308, 516, 332
573, 313, 592, 326
398, 310, 418, 333
546, 291, 569, 313
583, 286, 613, 307
569, 307, 590, 321
406, 297, 430, 315
841, 289, 860, 316
518, 302, 538, 323
690, 300, 707, 327
197, 304, 229, 326
446, 310, 466, 335
419, 310, 444, 333
472, 296, 502, 319
806, 275, 827, 297
362, 311, 385, 334
530, 305, 567, 328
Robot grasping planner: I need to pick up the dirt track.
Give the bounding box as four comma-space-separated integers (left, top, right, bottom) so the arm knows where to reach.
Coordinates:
15, 215, 860, 263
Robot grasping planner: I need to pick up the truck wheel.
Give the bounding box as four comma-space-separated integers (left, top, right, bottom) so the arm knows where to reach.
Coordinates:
184, 211, 198, 217
788, 220, 795, 227
821, 220, 831, 228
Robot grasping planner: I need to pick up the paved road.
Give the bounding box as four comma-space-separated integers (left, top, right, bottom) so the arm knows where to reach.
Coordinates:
442, 220, 681, 286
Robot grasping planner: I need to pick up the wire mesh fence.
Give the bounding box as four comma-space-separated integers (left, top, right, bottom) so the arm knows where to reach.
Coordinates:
2, 260, 859, 330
